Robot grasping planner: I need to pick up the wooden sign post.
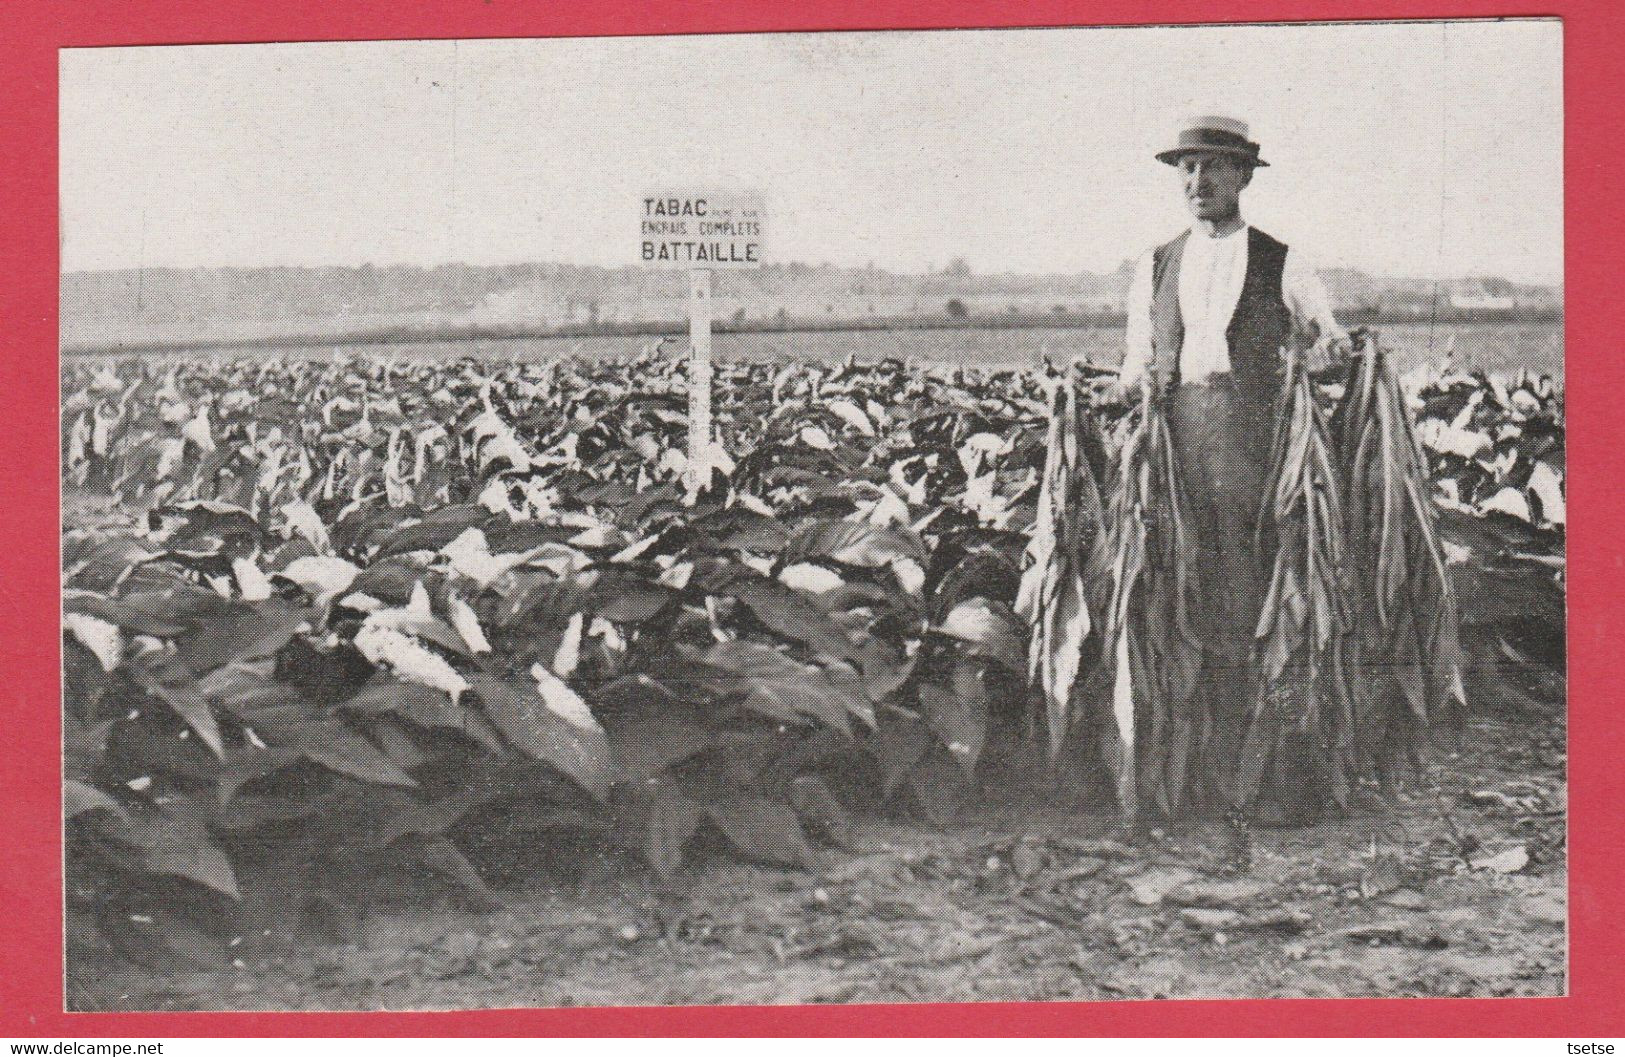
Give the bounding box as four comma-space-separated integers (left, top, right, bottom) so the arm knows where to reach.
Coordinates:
687, 267, 713, 490
637, 192, 765, 495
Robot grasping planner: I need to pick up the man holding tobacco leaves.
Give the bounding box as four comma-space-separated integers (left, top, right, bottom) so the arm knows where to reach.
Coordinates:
1098, 115, 1353, 825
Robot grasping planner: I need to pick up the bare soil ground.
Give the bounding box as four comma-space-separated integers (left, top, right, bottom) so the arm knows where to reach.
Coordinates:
73, 705, 1565, 1011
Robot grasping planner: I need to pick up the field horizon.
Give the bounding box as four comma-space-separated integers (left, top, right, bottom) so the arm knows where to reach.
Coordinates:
60, 258, 1562, 358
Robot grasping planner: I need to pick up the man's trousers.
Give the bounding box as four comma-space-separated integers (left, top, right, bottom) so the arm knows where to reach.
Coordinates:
1165, 377, 1272, 810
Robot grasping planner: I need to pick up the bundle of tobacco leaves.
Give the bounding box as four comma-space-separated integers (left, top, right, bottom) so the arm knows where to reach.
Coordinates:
1333, 333, 1467, 776
1096, 388, 1205, 818
1241, 349, 1362, 811
1016, 373, 1108, 760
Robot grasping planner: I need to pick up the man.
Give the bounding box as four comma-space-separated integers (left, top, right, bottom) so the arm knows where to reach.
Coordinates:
1101, 115, 1350, 821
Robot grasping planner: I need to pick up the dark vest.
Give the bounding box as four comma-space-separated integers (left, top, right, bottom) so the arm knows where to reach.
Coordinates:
1150, 226, 1293, 412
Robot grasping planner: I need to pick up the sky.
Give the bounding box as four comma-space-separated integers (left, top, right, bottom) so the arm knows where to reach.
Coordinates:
60, 20, 1563, 282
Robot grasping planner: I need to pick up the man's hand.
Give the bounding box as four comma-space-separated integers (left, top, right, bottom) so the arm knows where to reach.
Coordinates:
1305, 331, 1354, 374
1091, 375, 1135, 408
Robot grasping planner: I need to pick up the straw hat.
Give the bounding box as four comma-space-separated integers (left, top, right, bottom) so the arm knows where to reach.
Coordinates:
1155, 115, 1269, 168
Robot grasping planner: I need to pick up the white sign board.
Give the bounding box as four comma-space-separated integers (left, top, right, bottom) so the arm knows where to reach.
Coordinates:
639, 193, 765, 269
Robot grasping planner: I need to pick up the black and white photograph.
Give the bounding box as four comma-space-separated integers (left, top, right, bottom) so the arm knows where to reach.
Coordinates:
59, 19, 1565, 1010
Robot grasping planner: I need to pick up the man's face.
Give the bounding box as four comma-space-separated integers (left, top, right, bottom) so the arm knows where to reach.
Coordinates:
1178, 152, 1252, 221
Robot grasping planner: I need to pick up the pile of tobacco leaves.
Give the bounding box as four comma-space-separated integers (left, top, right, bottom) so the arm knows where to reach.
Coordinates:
1019, 331, 1556, 820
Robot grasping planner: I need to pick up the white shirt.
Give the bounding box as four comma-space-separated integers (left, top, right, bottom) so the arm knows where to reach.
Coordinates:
1120, 223, 1344, 388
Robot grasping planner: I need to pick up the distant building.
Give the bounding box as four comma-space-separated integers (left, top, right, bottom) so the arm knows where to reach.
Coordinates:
1449, 281, 1517, 311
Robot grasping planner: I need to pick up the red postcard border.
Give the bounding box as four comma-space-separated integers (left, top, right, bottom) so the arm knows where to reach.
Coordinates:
2, 0, 1619, 1038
